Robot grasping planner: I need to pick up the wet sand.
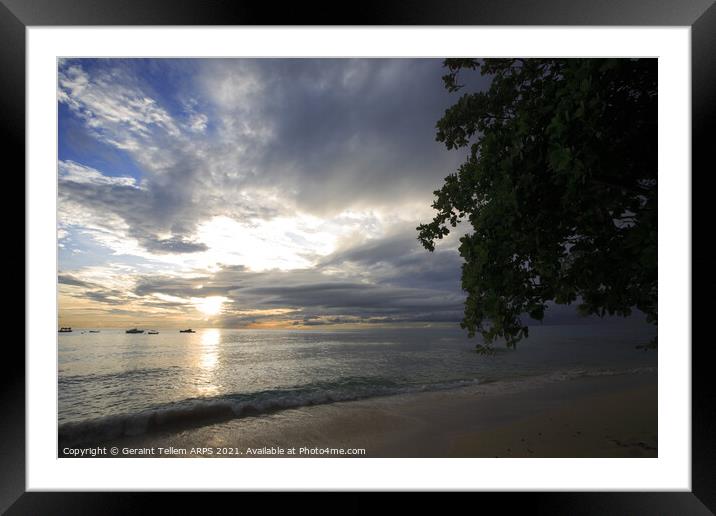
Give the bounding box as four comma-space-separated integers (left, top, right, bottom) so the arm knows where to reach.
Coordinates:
97, 372, 657, 458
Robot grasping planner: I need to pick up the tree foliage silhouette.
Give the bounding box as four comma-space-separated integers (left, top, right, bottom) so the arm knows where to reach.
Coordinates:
418, 59, 657, 351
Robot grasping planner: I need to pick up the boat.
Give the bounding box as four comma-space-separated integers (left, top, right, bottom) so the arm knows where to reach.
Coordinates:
179, 329, 196, 333
147, 330, 159, 335
88, 330, 100, 333
58, 327, 72, 333
125, 328, 144, 334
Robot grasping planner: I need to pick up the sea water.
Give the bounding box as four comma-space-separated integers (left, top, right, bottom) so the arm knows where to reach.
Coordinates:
58, 323, 657, 444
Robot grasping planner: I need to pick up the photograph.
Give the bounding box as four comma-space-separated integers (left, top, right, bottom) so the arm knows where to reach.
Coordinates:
56, 57, 659, 459
3, 0, 709, 505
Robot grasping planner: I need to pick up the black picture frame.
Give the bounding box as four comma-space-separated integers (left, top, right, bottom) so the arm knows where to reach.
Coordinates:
5, 0, 712, 512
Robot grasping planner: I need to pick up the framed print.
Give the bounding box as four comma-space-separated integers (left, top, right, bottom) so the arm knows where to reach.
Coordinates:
6, 0, 714, 512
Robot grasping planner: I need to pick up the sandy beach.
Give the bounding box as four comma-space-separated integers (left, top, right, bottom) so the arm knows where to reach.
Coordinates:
91, 371, 656, 458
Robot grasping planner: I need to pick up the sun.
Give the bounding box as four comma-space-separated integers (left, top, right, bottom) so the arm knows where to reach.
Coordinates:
194, 296, 227, 316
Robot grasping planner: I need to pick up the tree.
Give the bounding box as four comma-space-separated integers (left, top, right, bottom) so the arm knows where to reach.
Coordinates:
417, 59, 657, 351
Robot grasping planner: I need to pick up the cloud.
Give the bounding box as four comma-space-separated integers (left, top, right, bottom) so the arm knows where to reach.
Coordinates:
124, 256, 465, 327
197, 59, 472, 215
59, 160, 138, 187
58, 274, 94, 288
58, 58, 496, 326
58, 59, 476, 257
59, 160, 209, 255
58, 61, 180, 148
59, 271, 135, 307
84, 290, 128, 305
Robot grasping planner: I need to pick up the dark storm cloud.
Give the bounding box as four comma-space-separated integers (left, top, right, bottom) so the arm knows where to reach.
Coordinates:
320, 225, 463, 291
203, 58, 485, 214
243, 282, 462, 312
130, 254, 465, 326
134, 268, 456, 312
320, 232, 418, 267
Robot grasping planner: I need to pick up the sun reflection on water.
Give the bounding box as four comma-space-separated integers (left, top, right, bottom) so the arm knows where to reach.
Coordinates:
197, 329, 220, 395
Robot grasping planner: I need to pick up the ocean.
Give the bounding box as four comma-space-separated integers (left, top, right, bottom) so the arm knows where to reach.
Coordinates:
58, 323, 657, 446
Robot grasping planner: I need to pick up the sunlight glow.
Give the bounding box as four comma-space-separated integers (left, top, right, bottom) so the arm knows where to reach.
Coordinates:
193, 296, 227, 316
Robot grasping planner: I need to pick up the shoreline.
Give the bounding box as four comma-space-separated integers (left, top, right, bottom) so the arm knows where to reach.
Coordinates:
61, 371, 657, 458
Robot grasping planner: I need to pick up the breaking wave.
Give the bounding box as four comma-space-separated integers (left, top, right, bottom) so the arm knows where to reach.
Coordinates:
57, 376, 479, 446
58, 366, 656, 446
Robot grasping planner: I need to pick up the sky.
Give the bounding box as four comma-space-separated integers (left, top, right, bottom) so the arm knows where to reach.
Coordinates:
57, 58, 490, 329
57, 58, 636, 330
